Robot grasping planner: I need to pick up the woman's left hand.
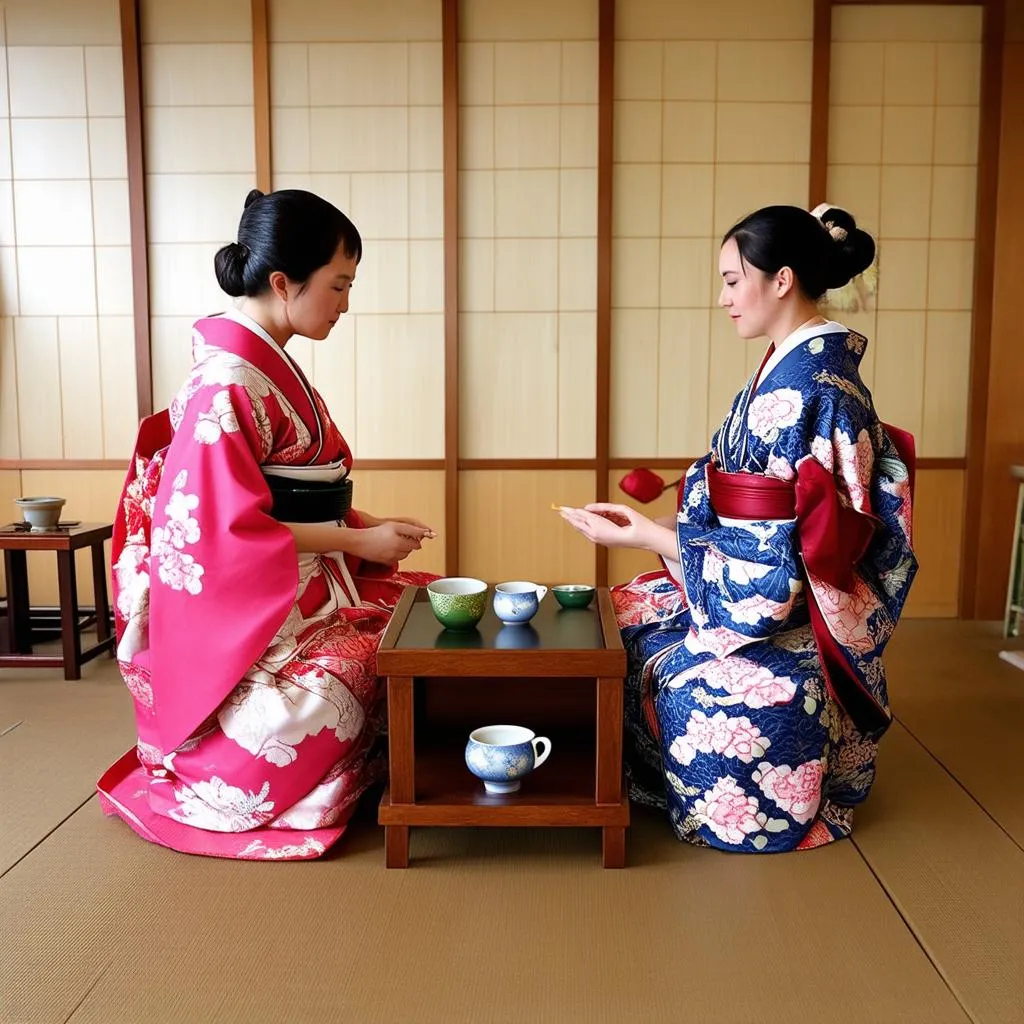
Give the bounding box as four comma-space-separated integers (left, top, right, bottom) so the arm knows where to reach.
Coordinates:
387, 516, 437, 539
558, 503, 655, 550
356, 511, 436, 538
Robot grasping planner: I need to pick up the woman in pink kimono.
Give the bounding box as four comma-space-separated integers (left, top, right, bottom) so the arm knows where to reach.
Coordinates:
99, 189, 437, 860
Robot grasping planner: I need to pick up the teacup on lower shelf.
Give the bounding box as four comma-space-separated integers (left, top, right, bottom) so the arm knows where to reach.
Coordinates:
464, 725, 551, 794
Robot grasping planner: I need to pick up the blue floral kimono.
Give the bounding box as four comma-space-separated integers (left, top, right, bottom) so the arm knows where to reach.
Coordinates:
613, 325, 917, 852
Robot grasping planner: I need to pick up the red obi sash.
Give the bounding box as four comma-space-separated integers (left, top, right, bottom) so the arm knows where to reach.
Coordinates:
706, 460, 887, 734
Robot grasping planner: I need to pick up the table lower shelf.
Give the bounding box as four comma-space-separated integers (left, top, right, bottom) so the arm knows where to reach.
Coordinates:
378, 740, 629, 827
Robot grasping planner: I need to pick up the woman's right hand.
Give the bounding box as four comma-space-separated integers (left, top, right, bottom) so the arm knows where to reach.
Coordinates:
355, 520, 433, 563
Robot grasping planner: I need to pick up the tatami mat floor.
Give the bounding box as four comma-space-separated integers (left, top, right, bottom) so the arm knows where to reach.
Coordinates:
1, 621, 1021, 1024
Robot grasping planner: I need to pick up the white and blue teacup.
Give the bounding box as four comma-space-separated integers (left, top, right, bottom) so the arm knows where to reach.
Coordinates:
464, 725, 552, 794
493, 581, 548, 625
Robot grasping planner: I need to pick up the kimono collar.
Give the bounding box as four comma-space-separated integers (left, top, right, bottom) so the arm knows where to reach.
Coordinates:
755, 319, 847, 389
197, 310, 327, 464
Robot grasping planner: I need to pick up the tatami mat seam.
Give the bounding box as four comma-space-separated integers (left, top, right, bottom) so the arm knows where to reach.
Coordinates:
849, 835, 979, 1024
1, 792, 97, 880
61, 958, 114, 1024
893, 713, 1024, 855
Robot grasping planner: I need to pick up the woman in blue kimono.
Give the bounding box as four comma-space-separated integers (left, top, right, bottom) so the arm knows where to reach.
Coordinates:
560, 204, 917, 852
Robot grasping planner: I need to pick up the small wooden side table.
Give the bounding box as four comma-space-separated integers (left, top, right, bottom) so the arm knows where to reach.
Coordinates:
377, 585, 629, 869
0, 522, 115, 680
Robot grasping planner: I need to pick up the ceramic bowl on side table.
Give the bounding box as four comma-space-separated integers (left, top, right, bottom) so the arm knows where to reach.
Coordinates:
426, 577, 488, 630
552, 584, 595, 609
14, 496, 66, 532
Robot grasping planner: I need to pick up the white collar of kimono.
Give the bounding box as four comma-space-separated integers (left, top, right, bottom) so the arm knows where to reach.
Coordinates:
755, 318, 847, 389
216, 305, 325, 462
219, 305, 281, 351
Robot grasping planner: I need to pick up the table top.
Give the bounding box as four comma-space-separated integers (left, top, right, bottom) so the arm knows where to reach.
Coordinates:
378, 586, 626, 678
0, 522, 113, 551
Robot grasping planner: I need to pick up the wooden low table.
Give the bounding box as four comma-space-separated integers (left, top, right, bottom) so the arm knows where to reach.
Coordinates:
0, 522, 114, 680
377, 585, 629, 868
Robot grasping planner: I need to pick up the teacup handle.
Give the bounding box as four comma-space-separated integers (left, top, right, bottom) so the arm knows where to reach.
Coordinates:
532, 737, 551, 769
534, 585, 547, 603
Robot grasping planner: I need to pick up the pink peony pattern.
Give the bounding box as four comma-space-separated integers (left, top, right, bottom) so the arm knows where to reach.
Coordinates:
747, 388, 803, 442
809, 436, 833, 472
753, 759, 824, 824
766, 453, 795, 481
692, 775, 765, 845
834, 427, 874, 513
722, 590, 795, 626
807, 574, 882, 653
669, 710, 771, 766
701, 547, 728, 586
611, 572, 684, 626
685, 624, 752, 659
673, 656, 798, 708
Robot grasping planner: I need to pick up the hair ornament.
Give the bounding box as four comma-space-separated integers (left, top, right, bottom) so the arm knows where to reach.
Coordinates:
810, 202, 848, 243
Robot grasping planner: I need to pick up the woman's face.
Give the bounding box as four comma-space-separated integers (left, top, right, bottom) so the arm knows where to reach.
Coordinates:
717, 236, 776, 340
283, 246, 358, 341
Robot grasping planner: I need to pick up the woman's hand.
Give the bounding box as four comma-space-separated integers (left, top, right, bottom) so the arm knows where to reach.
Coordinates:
386, 516, 437, 537
357, 510, 436, 538
559, 502, 681, 562
558, 503, 656, 549
355, 520, 434, 563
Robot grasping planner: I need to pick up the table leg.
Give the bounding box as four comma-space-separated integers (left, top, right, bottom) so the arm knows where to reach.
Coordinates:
385, 825, 410, 869
3, 549, 32, 654
91, 541, 112, 648
56, 551, 82, 680
387, 676, 415, 804
602, 826, 626, 868
596, 676, 624, 805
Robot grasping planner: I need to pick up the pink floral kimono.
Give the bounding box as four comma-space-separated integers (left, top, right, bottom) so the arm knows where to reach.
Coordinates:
98, 312, 434, 860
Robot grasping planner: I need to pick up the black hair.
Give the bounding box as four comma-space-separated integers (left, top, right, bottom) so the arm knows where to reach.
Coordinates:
214, 189, 362, 298
722, 205, 875, 301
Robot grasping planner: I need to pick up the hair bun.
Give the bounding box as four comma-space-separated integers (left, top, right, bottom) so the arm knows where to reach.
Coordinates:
213, 241, 249, 297
811, 203, 875, 290
244, 188, 265, 209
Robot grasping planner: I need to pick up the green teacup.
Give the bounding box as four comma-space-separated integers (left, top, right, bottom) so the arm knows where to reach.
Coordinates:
427, 577, 488, 630
552, 584, 596, 609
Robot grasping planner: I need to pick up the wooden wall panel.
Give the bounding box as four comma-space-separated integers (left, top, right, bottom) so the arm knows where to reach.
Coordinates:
143, 0, 255, 418
0, 467, 21, 530
903, 469, 965, 618
972, 10, 1024, 618
457, 0, 599, 461
0, 0, 135, 461
350, 469, 446, 576
459, 470, 597, 584
266, 1, 445, 461
18, 469, 124, 607
606, 468, 683, 584
827, 5, 982, 460
611, 3, 814, 460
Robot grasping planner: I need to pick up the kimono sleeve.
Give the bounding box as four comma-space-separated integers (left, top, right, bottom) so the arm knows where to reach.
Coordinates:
147, 381, 299, 753
795, 395, 881, 594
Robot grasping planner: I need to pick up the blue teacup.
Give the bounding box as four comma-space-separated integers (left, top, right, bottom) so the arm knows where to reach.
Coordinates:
493, 581, 548, 625
465, 725, 552, 794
